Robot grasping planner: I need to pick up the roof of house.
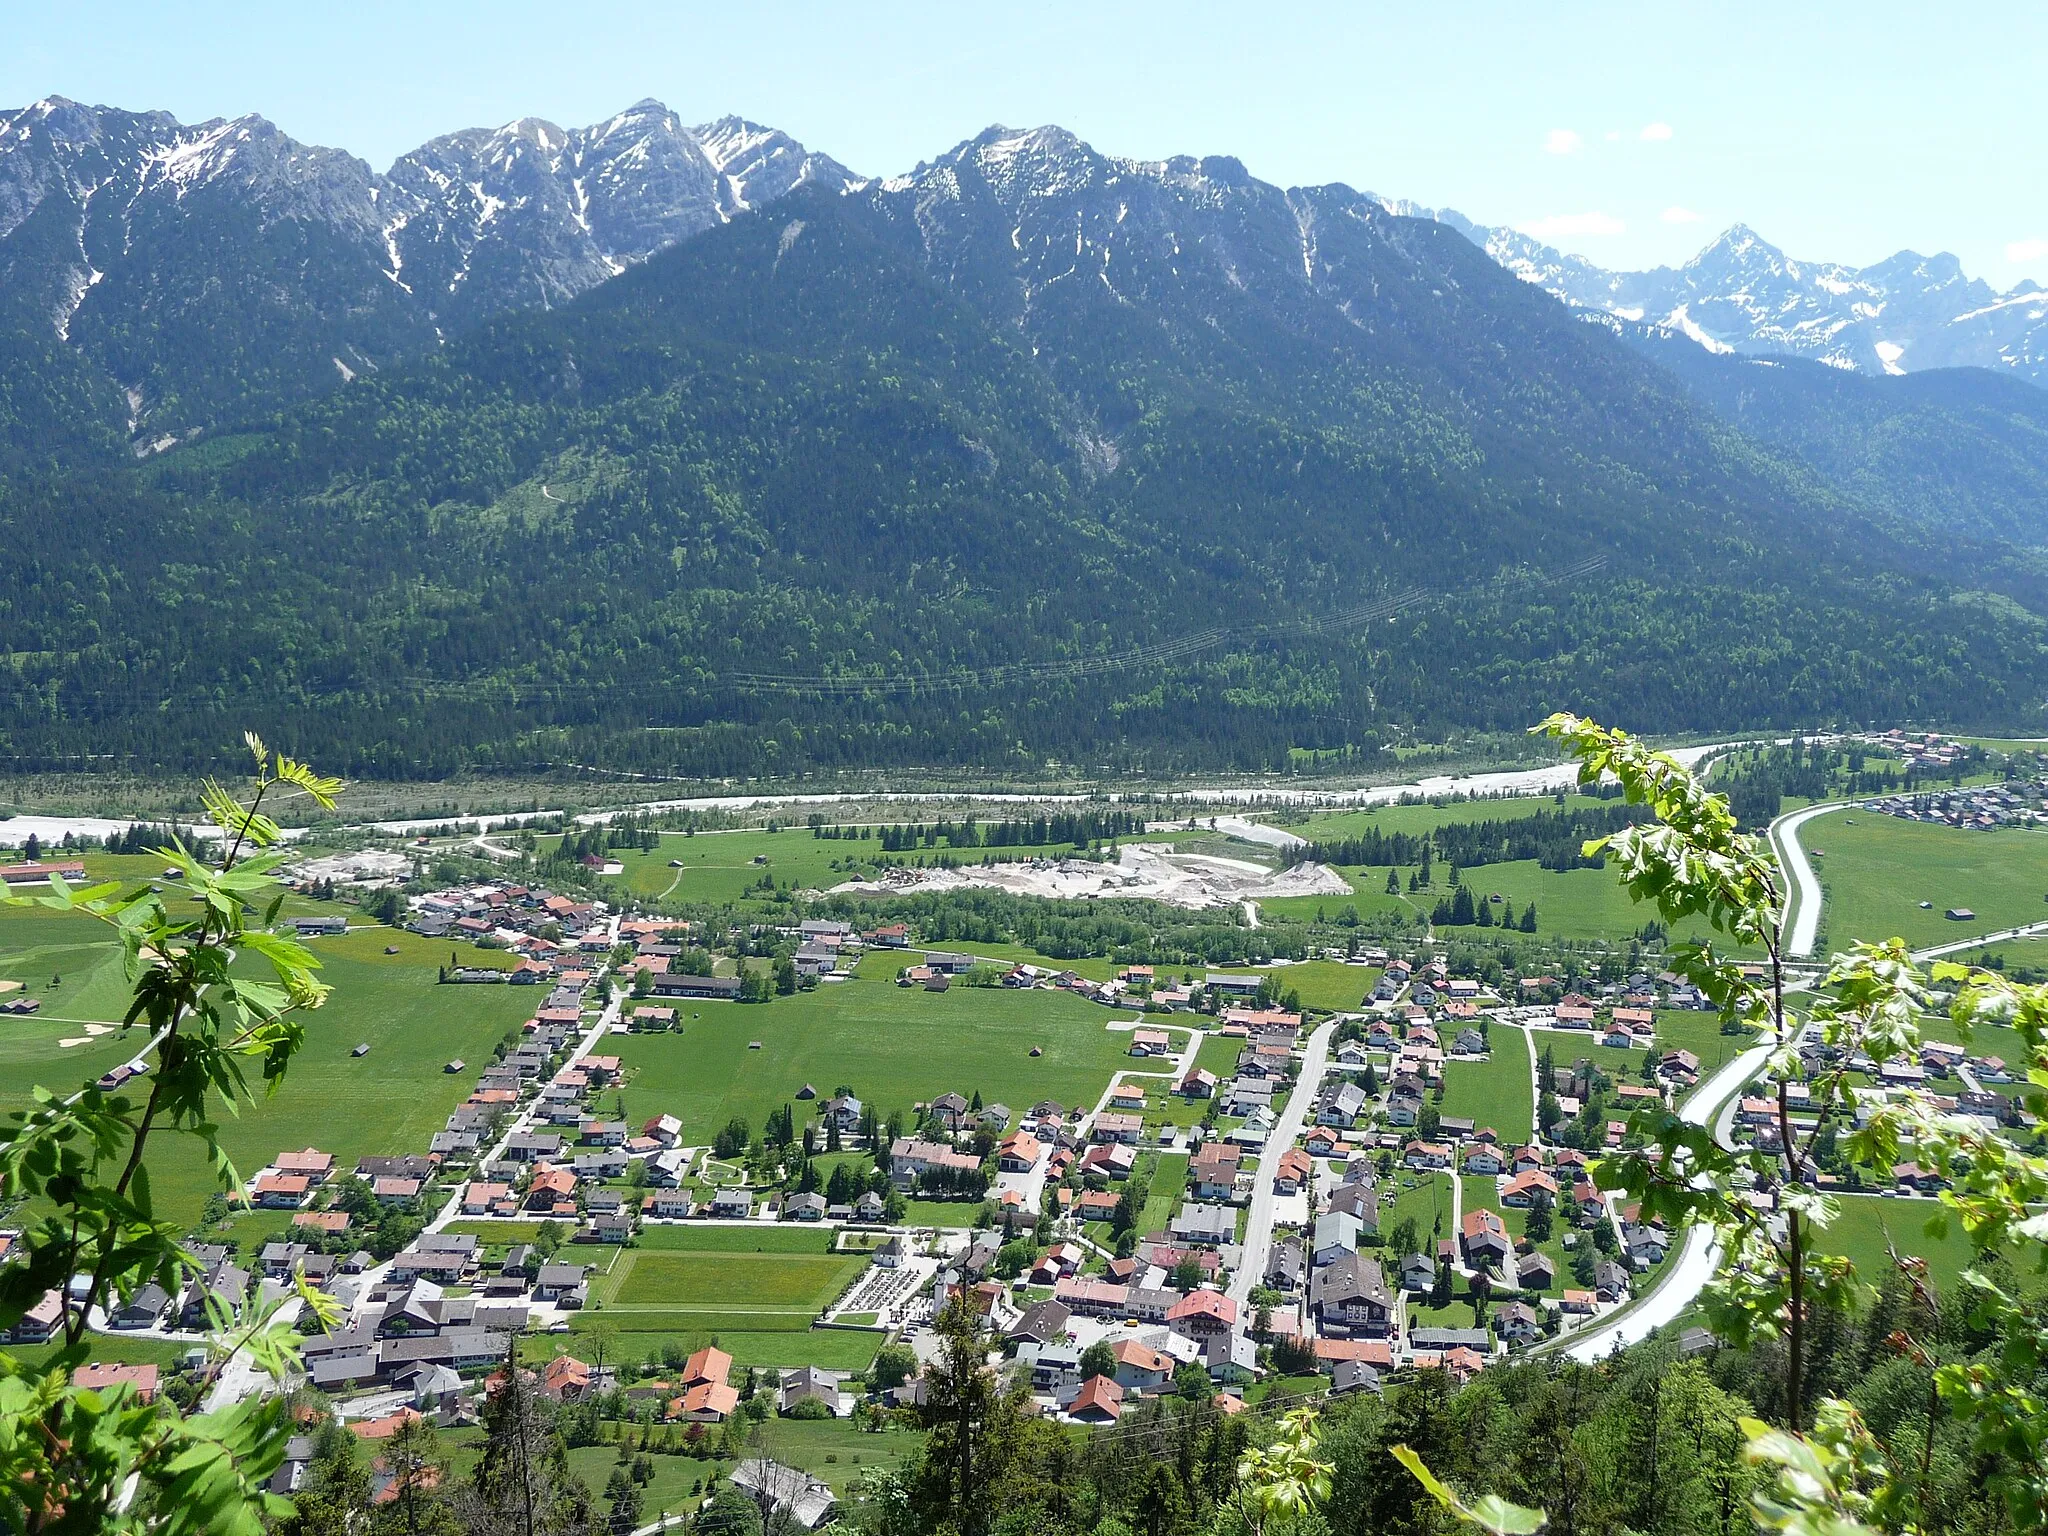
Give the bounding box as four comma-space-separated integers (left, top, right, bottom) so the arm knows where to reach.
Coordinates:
1165, 1289, 1238, 1327
1070, 1375, 1125, 1420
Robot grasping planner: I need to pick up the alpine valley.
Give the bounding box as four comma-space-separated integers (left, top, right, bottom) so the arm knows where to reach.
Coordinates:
2, 97, 2046, 777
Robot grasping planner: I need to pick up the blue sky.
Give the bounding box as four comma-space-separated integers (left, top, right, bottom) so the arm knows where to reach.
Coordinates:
10, 2, 2046, 287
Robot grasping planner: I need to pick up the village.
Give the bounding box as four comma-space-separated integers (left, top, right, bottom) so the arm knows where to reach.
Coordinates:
3, 781, 2039, 1526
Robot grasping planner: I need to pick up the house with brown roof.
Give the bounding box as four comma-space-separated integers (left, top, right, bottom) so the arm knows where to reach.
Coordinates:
1166, 1288, 1238, 1339
1068, 1374, 1125, 1424
1460, 1208, 1512, 1269
1273, 1148, 1313, 1195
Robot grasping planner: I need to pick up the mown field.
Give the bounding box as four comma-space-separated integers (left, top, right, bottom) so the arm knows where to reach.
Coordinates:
1809, 815, 2048, 952
0, 876, 535, 1223
1440, 1026, 1533, 1142
601, 1247, 866, 1318
1200, 960, 1383, 1012
443, 1414, 925, 1520
1814, 1192, 1984, 1292
611, 958, 1130, 1141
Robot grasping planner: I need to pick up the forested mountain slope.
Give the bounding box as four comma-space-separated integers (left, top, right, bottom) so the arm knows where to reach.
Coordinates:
0, 121, 2045, 777
1612, 324, 2048, 546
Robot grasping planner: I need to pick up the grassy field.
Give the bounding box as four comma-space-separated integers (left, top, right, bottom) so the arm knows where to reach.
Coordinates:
1265, 856, 1681, 943
1284, 793, 1624, 843
1262, 795, 1681, 939
1216, 960, 1382, 1011
1812, 816, 2048, 952
0, 902, 536, 1223
1138, 1152, 1190, 1234
1380, 1171, 1453, 1251
1257, 877, 1416, 928
454, 1225, 890, 1370
444, 1414, 925, 1518
610, 969, 1129, 1142
1440, 1026, 1533, 1142
540, 1321, 882, 1373
1813, 1193, 1984, 1293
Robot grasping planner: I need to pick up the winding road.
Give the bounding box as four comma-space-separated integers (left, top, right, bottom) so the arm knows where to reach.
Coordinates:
1558, 1037, 1771, 1360
1771, 802, 1844, 959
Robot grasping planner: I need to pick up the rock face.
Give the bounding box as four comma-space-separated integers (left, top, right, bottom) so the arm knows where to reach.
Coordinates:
1, 94, 2041, 455
0, 96, 860, 440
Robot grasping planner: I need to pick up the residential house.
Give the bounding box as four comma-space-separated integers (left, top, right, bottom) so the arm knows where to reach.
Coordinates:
779, 1367, 844, 1415
1068, 1374, 1125, 1424
1165, 1288, 1238, 1340
1310, 1252, 1396, 1336
1460, 1209, 1512, 1270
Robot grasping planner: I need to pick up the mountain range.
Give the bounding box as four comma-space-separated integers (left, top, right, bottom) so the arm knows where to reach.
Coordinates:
0, 100, 2044, 777
1425, 211, 2048, 385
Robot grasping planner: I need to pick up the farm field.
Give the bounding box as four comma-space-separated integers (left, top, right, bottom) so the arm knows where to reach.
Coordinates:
541, 1320, 882, 1373
1440, 1027, 1533, 1142
1283, 793, 1625, 844
0, 901, 536, 1223
1810, 816, 2048, 952
1256, 877, 1415, 927
598, 1246, 866, 1321
610, 972, 1130, 1143
1243, 960, 1383, 1012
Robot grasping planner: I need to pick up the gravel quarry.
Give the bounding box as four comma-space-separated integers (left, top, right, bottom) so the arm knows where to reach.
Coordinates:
828, 839, 1352, 910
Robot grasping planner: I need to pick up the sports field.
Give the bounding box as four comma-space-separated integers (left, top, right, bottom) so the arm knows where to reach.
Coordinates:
610, 967, 1131, 1141
0, 893, 536, 1222
599, 1247, 866, 1321
1808, 815, 2048, 952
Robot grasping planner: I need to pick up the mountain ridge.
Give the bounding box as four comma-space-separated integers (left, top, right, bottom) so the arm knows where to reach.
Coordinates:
3, 95, 2043, 462
1414, 204, 2047, 384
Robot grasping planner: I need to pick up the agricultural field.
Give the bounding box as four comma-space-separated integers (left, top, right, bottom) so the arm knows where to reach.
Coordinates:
1440, 1026, 1533, 1142
0, 897, 536, 1220
597, 1245, 866, 1324
0, 896, 536, 1224
610, 967, 1131, 1143
1228, 960, 1383, 1012
1808, 815, 2048, 952
1302, 793, 1625, 841
1265, 859, 1673, 943
546, 1319, 881, 1373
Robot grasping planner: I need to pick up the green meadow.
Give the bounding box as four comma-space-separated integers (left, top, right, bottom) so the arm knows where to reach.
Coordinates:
0, 891, 536, 1223
1807, 815, 2048, 952
612, 964, 1131, 1141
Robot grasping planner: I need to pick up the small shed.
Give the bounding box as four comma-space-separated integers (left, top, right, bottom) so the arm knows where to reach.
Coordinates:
352, 1043, 370, 1058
